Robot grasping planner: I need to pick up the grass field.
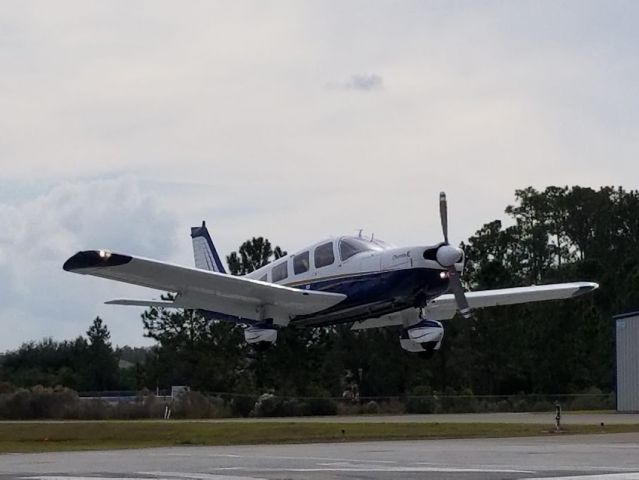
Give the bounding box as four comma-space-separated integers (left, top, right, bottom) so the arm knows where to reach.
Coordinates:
2, 421, 639, 453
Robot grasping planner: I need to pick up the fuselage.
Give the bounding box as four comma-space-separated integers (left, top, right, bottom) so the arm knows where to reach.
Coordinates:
239, 235, 462, 327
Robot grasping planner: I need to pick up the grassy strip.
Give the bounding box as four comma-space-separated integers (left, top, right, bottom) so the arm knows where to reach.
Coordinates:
2, 421, 639, 453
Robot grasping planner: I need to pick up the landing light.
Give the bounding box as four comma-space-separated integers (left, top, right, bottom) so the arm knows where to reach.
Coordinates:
439, 271, 449, 279
99, 250, 111, 259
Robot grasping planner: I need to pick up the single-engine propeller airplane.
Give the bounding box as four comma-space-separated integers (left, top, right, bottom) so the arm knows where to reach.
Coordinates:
63, 192, 598, 356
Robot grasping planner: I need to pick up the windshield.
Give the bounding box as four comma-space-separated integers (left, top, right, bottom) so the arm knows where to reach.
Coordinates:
339, 237, 384, 261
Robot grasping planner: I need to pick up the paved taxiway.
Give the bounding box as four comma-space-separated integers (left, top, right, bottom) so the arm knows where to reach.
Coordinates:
3, 432, 639, 480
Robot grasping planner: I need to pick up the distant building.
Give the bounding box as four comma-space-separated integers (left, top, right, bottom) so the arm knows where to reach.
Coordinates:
615, 311, 639, 412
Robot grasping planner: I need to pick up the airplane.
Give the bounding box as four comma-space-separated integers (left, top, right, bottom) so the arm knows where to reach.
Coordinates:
63, 192, 598, 356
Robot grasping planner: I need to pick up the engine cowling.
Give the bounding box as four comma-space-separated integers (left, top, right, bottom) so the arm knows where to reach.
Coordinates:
400, 319, 444, 353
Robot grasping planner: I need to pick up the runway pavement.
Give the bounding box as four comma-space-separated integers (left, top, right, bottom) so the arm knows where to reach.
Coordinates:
198, 412, 639, 425
2, 432, 639, 480
3, 411, 637, 426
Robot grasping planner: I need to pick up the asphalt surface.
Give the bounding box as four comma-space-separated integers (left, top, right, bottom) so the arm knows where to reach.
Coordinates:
202, 412, 639, 425
2, 432, 639, 480
2, 412, 638, 425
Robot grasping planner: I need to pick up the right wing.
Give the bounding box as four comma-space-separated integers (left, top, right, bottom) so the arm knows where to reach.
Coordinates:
63, 250, 346, 324
352, 281, 598, 330
424, 282, 598, 320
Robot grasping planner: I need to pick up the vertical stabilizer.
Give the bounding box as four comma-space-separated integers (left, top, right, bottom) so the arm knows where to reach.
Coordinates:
190, 221, 226, 274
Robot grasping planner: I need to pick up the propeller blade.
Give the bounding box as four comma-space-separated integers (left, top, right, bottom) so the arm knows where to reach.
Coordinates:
439, 191, 449, 244
448, 268, 471, 318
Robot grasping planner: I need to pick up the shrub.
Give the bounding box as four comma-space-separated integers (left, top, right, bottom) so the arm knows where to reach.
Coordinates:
440, 389, 479, 413
0, 382, 15, 394
252, 393, 283, 417
0, 385, 79, 419
377, 399, 406, 415
406, 386, 438, 414
336, 401, 362, 416
529, 400, 555, 412
173, 391, 230, 419
230, 395, 257, 417
78, 399, 111, 420
307, 397, 338, 416
280, 398, 309, 417
363, 400, 380, 414
567, 388, 614, 411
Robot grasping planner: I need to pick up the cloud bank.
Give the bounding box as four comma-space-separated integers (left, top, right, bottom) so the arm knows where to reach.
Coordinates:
0, 177, 178, 349
1, 1, 638, 349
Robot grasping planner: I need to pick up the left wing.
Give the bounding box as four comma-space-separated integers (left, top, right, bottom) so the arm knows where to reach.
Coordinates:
63, 250, 346, 324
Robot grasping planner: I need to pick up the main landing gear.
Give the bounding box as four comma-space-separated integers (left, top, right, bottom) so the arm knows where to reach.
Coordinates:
244, 325, 277, 353
399, 314, 444, 357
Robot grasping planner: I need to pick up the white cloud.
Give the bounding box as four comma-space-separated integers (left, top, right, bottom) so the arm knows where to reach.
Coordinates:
327, 74, 384, 91
1, 1, 638, 349
0, 176, 178, 350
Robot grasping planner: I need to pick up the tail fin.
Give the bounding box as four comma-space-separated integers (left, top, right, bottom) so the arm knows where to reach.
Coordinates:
190, 221, 226, 274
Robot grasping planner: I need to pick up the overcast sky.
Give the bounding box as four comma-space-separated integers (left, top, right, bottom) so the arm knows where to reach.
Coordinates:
1, 1, 638, 351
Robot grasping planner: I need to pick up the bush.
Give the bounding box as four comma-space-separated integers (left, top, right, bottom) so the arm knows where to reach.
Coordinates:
252, 393, 283, 417
377, 399, 406, 414
306, 397, 338, 416
363, 400, 380, 414
567, 387, 614, 411
0, 382, 15, 394
173, 391, 230, 419
406, 386, 438, 414
529, 400, 555, 412
336, 401, 362, 415
78, 399, 111, 420
440, 389, 479, 413
230, 394, 257, 417
0, 385, 79, 419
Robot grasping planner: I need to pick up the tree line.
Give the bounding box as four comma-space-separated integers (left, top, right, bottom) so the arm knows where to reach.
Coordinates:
1, 186, 637, 401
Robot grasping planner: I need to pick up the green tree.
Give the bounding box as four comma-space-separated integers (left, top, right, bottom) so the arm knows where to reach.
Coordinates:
141, 300, 249, 392
85, 317, 119, 391
227, 237, 287, 275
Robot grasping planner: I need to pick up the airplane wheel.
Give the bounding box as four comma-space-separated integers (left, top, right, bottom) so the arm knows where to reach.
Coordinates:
252, 341, 274, 353
418, 341, 438, 359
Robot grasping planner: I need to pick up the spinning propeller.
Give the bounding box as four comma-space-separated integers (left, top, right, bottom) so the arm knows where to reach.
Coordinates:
436, 192, 471, 318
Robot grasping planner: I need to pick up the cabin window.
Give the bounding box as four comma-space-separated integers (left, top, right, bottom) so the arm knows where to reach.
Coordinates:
293, 251, 310, 275
272, 261, 288, 282
314, 242, 335, 268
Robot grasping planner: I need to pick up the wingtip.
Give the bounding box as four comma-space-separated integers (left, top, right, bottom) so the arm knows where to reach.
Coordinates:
572, 282, 599, 297
63, 250, 132, 272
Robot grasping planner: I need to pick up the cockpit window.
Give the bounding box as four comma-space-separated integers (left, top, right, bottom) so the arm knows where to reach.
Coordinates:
314, 242, 335, 268
293, 251, 310, 275
339, 237, 384, 262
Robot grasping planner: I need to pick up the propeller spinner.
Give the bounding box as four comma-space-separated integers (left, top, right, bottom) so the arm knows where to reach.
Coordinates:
438, 192, 471, 318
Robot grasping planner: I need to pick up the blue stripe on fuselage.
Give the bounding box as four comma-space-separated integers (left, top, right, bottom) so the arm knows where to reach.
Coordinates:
290, 267, 449, 326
